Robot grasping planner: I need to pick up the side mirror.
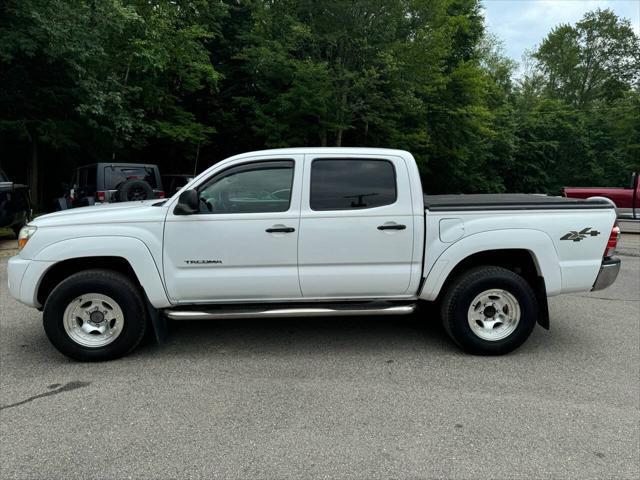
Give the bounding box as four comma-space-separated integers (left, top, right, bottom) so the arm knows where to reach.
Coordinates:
174, 189, 199, 215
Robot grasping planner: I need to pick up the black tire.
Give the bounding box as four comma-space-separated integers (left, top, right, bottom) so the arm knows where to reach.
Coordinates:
440, 266, 538, 355
117, 179, 154, 202
43, 269, 147, 361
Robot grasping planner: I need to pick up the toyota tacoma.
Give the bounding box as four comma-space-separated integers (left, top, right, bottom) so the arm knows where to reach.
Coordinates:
8, 148, 621, 361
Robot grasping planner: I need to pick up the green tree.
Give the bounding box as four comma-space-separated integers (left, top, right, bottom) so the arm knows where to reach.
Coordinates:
533, 8, 640, 106
1, 2, 639, 208
1, 0, 88, 204
230, 0, 501, 193
0, 0, 223, 205
511, 8, 640, 193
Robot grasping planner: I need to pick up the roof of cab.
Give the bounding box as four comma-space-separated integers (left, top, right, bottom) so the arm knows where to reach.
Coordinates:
226, 147, 412, 161
78, 163, 160, 169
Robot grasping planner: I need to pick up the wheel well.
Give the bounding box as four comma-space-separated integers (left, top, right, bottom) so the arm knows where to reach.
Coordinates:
443, 249, 540, 285
37, 257, 141, 307
437, 249, 549, 329
586, 196, 617, 208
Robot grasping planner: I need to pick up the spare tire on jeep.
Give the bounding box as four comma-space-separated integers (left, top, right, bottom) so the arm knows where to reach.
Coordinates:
117, 179, 154, 202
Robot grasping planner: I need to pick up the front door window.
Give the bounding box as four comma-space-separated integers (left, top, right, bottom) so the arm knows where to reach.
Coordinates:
198, 161, 294, 214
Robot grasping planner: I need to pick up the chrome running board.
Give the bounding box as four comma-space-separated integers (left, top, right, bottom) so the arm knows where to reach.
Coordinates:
165, 302, 416, 320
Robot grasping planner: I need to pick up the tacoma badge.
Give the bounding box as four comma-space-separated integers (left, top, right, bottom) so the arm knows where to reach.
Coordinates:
184, 260, 223, 264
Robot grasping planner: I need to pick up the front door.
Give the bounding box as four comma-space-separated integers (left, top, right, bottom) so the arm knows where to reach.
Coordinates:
163, 156, 303, 303
297, 154, 416, 298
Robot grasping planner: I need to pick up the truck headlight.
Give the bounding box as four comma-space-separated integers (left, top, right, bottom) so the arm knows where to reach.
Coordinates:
18, 225, 37, 251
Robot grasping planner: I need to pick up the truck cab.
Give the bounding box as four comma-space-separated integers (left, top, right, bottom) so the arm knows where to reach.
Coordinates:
164, 150, 423, 302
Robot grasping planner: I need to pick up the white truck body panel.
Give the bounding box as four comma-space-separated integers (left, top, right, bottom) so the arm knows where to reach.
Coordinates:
162, 154, 305, 303
297, 152, 420, 298
13, 201, 171, 308
8, 147, 617, 313
420, 208, 616, 300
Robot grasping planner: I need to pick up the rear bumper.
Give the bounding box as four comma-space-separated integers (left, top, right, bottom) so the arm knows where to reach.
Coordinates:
591, 257, 621, 291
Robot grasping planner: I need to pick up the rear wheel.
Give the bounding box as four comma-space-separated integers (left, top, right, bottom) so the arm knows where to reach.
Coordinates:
440, 266, 538, 355
43, 269, 147, 361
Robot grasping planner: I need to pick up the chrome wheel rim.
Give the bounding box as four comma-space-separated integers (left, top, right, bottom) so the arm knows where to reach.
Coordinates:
467, 289, 521, 341
63, 293, 124, 347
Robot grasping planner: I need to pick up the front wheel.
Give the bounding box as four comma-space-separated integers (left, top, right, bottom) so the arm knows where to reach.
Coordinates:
43, 269, 147, 361
440, 266, 538, 355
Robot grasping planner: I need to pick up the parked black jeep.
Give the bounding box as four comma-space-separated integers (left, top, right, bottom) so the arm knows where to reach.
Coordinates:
61, 163, 164, 208
0, 168, 32, 236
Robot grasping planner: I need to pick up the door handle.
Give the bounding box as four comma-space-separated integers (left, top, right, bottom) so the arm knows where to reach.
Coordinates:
377, 224, 406, 231
266, 226, 295, 233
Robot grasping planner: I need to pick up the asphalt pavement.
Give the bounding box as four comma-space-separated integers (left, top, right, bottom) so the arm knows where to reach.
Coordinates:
1, 239, 638, 479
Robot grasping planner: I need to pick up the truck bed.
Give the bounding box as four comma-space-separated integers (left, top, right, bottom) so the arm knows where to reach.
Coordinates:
424, 194, 614, 211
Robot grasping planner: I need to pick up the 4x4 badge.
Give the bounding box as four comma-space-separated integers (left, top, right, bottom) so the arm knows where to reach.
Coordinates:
561, 227, 601, 242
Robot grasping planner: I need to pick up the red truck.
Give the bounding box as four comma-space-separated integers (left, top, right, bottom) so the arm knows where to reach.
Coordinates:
564, 172, 639, 219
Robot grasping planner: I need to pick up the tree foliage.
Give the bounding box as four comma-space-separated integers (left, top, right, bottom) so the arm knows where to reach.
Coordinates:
514, 8, 640, 191
0, 2, 638, 208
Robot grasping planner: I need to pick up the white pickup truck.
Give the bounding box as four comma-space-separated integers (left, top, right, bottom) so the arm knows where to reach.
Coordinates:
8, 148, 621, 361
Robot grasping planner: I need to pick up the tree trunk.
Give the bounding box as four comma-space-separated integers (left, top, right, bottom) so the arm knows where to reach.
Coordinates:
364, 120, 369, 146
28, 134, 39, 206
111, 57, 133, 161
193, 142, 201, 176
335, 90, 348, 147
320, 129, 327, 147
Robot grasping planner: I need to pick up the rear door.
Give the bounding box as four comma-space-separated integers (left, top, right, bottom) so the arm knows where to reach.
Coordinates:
298, 154, 415, 298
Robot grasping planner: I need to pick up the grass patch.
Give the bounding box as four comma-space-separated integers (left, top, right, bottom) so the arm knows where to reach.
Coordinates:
0, 227, 17, 240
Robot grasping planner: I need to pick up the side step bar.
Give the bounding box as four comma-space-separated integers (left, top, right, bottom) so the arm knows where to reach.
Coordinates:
165, 302, 416, 320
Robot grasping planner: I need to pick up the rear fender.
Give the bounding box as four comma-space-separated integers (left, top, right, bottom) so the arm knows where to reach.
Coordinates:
419, 229, 561, 301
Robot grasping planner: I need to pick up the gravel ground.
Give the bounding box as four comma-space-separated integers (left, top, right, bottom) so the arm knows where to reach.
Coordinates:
0, 240, 638, 479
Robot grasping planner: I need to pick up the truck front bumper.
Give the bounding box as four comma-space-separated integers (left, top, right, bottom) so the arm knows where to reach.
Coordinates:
591, 257, 621, 291
7, 256, 30, 301
8, 256, 54, 307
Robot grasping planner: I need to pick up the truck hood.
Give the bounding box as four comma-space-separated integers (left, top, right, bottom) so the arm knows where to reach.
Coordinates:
31, 200, 168, 227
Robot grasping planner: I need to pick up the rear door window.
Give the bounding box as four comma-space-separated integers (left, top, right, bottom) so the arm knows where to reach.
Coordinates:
104, 166, 158, 189
310, 159, 397, 210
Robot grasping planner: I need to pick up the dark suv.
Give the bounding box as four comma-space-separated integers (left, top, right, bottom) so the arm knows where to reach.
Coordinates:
64, 163, 164, 208
0, 168, 32, 236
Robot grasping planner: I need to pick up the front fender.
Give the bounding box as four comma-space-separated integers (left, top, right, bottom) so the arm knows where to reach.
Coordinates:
419, 229, 561, 301
33, 236, 171, 308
